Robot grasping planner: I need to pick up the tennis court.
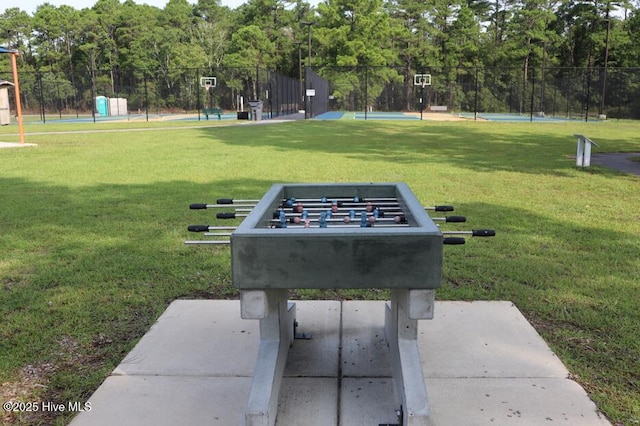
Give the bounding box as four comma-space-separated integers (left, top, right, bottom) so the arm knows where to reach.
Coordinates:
456, 112, 600, 122
313, 111, 601, 122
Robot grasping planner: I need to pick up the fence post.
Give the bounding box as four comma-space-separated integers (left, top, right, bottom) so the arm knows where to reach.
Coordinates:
37, 72, 45, 123
144, 72, 149, 122
474, 67, 479, 121
584, 67, 592, 122
91, 63, 96, 123
365, 65, 368, 120
530, 66, 535, 122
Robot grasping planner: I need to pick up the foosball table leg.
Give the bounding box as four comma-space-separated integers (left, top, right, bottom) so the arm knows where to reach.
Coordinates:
240, 289, 296, 426
385, 289, 435, 426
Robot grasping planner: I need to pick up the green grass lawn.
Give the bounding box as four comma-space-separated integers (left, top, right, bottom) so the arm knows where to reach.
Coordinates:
1, 119, 638, 425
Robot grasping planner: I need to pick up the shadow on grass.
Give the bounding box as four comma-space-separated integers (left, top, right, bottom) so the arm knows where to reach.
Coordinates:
0, 176, 638, 424
198, 121, 639, 177
0, 176, 276, 424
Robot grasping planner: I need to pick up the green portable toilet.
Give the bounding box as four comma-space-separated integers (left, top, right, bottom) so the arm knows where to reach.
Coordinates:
95, 96, 108, 117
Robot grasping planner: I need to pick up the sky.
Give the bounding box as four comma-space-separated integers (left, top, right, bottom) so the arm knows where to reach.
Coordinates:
1, 0, 320, 16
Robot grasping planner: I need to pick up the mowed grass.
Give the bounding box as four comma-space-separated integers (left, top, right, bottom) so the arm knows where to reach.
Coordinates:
0, 118, 638, 424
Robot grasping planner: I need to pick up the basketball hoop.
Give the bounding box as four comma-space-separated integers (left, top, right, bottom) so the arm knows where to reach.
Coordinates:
200, 76, 217, 90
414, 74, 431, 121
414, 74, 432, 88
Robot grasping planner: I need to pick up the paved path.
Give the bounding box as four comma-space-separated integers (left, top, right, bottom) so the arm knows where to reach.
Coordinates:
591, 152, 640, 175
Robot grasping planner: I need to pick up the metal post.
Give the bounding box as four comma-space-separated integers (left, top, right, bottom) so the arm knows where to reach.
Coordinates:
600, 14, 610, 119
144, 73, 149, 122
420, 84, 424, 121
530, 66, 535, 122
37, 72, 45, 123
57, 84, 62, 119
91, 63, 96, 124
294, 42, 303, 112
585, 67, 592, 122
365, 66, 368, 120
301, 21, 314, 119
474, 67, 479, 121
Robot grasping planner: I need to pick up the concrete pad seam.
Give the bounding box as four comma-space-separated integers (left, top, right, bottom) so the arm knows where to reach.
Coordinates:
111, 372, 256, 378
336, 299, 344, 426
425, 374, 571, 379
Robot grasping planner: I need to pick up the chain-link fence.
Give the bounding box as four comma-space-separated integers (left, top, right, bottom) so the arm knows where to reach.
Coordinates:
315, 66, 640, 120
0, 66, 301, 122
2, 65, 639, 122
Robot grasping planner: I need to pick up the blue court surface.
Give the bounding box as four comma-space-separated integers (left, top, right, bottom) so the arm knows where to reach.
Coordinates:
457, 112, 598, 122
315, 111, 420, 120
313, 111, 599, 122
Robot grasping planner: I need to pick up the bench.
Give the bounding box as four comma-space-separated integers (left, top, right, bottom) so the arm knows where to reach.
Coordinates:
202, 107, 222, 120
429, 105, 448, 112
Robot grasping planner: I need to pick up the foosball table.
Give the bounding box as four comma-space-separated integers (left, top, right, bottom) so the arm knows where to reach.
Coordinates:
186, 183, 494, 426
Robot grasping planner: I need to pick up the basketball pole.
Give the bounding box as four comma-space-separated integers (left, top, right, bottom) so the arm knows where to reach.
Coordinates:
205, 83, 212, 109
420, 82, 424, 121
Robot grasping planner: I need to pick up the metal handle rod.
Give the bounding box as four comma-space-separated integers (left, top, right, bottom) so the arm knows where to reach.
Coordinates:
270, 210, 403, 218
281, 197, 399, 203
443, 229, 496, 237
195, 201, 452, 211
188, 225, 237, 231
285, 201, 402, 208
184, 240, 231, 245
270, 216, 406, 223
269, 223, 411, 228
191, 203, 256, 209
215, 198, 260, 204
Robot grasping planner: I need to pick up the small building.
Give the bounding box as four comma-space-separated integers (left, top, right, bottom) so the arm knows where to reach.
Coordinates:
0, 80, 15, 125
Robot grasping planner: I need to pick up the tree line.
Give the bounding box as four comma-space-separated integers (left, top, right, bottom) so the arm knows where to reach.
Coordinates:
1, 0, 639, 115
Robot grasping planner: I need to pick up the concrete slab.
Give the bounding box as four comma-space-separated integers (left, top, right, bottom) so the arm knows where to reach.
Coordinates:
420, 301, 568, 378
71, 299, 610, 426
340, 377, 610, 426
427, 377, 611, 425
70, 375, 250, 426
0, 141, 37, 148
340, 377, 400, 425
284, 300, 341, 377
114, 300, 258, 377
341, 301, 392, 377
276, 378, 338, 426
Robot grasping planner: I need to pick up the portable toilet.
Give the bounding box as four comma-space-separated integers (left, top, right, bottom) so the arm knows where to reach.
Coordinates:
95, 96, 108, 117
0, 80, 14, 125
107, 97, 127, 116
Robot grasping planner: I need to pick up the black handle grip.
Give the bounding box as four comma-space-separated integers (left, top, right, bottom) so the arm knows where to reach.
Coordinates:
472, 229, 496, 237
444, 237, 466, 245
435, 205, 454, 212
188, 225, 210, 232
190, 203, 208, 209
445, 216, 467, 223
216, 212, 236, 219
216, 198, 233, 204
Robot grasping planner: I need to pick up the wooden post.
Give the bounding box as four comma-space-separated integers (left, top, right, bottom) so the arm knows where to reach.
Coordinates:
9, 51, 25, 144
